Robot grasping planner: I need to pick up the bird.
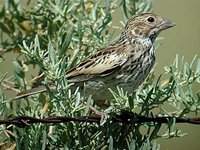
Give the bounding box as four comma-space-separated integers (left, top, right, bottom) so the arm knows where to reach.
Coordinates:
14, 13, 175, 103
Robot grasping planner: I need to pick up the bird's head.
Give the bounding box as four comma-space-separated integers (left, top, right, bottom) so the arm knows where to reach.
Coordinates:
123, 13, 175, 42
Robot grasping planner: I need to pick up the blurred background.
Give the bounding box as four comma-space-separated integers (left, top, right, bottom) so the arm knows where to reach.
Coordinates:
154, 0, 200, 149
0, 0, 200, 149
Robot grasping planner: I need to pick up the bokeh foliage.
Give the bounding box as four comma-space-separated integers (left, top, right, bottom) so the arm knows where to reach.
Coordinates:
0, 0, 199, 149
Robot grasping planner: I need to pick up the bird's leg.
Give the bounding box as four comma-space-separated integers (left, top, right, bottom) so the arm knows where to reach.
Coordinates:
89, 105, 109, 125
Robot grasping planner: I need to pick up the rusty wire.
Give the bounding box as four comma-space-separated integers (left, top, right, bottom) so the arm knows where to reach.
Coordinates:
0, 111, 200, 128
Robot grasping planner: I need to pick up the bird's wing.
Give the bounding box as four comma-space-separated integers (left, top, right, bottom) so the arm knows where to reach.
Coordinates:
14, 46, 128, 100
66, 46, 128, 82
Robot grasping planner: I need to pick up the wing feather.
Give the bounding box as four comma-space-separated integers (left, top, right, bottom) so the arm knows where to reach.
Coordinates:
66, 46, 128, 82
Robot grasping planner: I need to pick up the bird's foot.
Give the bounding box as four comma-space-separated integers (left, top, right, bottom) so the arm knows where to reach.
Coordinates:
89, 106, 109, 125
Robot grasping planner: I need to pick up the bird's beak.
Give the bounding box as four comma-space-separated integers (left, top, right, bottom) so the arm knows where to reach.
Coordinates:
159, 18, 175, 31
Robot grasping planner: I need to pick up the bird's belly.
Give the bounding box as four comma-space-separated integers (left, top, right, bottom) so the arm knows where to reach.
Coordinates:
78, 56, 155, 101
83, 80, 115, 100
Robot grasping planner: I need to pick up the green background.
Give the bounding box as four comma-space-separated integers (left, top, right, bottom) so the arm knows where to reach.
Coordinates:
154, 0, 200, 149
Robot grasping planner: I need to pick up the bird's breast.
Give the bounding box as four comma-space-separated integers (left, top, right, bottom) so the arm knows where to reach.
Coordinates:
117, 45, 155, 92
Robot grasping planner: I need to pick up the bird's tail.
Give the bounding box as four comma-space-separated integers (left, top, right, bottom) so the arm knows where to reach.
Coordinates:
14, 86, 48, 100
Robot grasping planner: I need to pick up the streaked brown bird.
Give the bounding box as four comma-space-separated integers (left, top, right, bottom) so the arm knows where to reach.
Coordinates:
14, 13, 175, 102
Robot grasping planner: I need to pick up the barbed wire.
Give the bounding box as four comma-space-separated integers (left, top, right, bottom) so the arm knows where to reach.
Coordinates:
0, 111, 200, 128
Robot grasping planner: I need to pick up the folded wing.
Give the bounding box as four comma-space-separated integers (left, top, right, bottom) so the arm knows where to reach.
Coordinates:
66, 46, 128, 82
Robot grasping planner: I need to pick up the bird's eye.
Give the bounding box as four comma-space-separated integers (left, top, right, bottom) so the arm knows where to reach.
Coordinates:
147, 17, 155, 23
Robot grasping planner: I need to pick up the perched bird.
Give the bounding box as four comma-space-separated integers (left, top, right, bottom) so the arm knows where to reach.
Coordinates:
14, 13, 175, 102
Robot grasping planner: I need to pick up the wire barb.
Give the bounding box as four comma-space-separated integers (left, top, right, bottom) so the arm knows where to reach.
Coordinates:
1, 112, 200, 128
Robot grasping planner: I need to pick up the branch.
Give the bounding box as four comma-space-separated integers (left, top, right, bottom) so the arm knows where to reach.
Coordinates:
0, 112, 200, 128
